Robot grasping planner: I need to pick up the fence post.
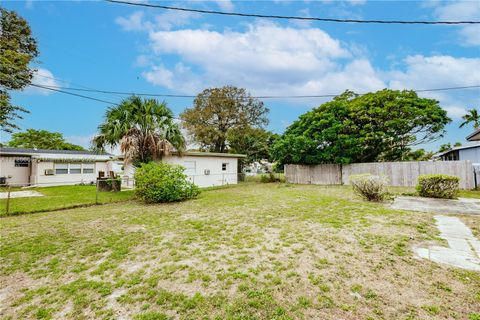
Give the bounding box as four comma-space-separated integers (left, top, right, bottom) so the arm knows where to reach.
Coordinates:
95, 179, 99, 205
474, 168, 478, 190
5, 185, 11, 215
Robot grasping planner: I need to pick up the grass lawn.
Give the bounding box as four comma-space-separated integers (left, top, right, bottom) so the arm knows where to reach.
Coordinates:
0, 185, 134, 216
0, 183, 479, 319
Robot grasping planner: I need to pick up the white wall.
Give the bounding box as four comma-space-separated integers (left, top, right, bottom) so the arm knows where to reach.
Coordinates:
459, 147, 480, 165
34, 161, 109, 186
0, 156, 31, 186
165, 155, 238, 187
124, 155, 240, 188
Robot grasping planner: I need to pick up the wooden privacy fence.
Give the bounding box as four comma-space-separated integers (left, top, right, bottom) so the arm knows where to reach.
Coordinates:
285, 160, 475, 189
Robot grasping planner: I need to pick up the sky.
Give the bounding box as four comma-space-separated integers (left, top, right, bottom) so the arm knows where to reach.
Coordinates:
1, 0, 480, 153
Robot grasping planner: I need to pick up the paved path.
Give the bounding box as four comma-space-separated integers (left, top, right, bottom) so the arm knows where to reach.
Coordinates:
391, 196, 480, 215
0, 190, 43, 199
414, 215, 480, 271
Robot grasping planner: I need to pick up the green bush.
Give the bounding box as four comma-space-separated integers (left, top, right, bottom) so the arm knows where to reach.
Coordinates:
349, 174, 389, 202
416, 174, 459, 199
260, 173, 285, 183
134, 162, 200, 203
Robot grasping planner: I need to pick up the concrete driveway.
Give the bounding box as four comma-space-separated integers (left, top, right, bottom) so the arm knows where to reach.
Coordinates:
391, 196, 480, 215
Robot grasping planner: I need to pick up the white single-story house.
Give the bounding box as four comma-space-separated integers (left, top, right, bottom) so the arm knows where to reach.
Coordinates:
1, 147, 246, 188
0, 147, 113, 187
122, 151, 246, 188
437, 143, 480, 165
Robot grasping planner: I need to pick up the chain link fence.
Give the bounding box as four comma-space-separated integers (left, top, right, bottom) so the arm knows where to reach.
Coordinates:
0, 179, 133, 216
0, 172, 285, 215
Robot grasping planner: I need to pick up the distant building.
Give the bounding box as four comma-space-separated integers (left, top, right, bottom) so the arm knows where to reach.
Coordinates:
0, 147, 113, 186
0, 147, 246, 188
467, 128, 480, 142
437, 144, 480, 165
121, 151, 246, 188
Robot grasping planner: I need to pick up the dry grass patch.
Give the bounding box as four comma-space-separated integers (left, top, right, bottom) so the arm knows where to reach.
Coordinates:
0, 183, 479, 319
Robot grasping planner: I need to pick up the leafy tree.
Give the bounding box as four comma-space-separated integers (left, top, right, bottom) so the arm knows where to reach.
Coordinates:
271, 89, 450, 165
7, 129, 85, 150
438, 142, 462, 154
400, 148, 434, 161
0, 8, 38, 132
180, 86, 269, 153
93, 96, 185, 164
227, 127, 278, 164
459, 108, 479, 129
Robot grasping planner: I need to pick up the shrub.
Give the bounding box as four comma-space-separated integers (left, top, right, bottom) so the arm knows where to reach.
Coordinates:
260, 173, 285, 183
416, 174, 459, 199
134, 162, 200, 203
349, 174, 389, 202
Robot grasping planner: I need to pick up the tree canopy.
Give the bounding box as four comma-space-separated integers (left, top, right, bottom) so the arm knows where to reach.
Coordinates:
0, 8, 38, 133
271, 89, 450, 165
93, 96, 185, 165
180, 86, 269, 153
227, 127, 278, 164
7, 129, 85, 150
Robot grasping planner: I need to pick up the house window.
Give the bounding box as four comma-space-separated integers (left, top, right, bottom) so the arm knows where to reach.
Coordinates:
55, 163, 68, 174
222, 163, 228, 171
14, 159, 29, 167
183, 161, 196, 175
83, 163, 94, 174
69, 163, 81, 174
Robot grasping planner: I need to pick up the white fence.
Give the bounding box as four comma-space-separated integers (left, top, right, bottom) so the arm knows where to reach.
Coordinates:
285, 160, 475, 189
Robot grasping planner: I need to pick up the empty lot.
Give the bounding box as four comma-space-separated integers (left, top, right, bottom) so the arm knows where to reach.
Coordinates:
1, 183, 479, 319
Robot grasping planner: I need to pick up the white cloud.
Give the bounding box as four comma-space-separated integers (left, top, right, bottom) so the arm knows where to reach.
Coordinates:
123, 16, 477, 120
27, 68, 61, 95
431, 1, 480, 46
115, 9, 198, 32
388, 55, 480, 119
215, 0, 234, 11
115, 11, 148, 32
146, 22, 354, 95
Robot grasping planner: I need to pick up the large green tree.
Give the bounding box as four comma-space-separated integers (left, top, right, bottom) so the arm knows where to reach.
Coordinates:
0, 8, 38, 132
227, 127, 278, 164
459, 108, 479, 129
180, 86, 269, 153
7, 129, 85, 150
271, 89, 450, 165
93, 96, 185, 164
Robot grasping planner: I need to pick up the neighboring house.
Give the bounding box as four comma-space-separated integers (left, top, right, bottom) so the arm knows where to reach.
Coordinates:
437, 144, 480, 165
243, 160, 273, 176
467, 128, 480, 142
122, 151, 246, 188
0, 147, 113, 186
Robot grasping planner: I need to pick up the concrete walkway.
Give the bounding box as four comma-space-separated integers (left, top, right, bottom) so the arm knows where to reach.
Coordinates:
391, 196, 480, 215
414, 215, 480, 271
0, 190, 43, 199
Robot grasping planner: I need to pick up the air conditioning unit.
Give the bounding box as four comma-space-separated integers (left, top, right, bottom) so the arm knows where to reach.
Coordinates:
204, 169, 210, 175
44, 169, 54, 175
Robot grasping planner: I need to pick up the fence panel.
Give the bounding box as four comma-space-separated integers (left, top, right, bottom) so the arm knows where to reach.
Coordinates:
286, 160, 475, 189
285, 164, 341, 185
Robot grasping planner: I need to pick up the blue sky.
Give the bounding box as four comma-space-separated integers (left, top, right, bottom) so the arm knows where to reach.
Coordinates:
2, 0, 479, 152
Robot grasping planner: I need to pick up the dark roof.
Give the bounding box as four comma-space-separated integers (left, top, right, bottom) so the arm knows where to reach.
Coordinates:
0, 147, 112, 156
115, 151, 246, 160
466, 128, 480, 141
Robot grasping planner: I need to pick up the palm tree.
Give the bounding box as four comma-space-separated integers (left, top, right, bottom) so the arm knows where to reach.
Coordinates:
93, 96, 185, 165
459, 108, 480, 129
